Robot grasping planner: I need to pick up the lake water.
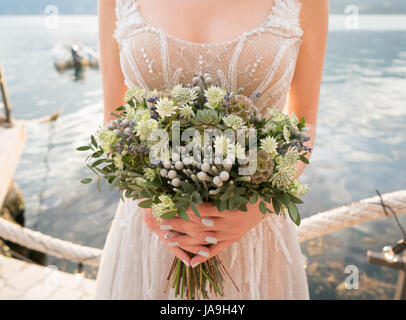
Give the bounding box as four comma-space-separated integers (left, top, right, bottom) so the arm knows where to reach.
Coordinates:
0, 15, 405, 299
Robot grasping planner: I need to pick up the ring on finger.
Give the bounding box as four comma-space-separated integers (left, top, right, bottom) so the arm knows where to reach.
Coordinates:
164, 230, 175, 240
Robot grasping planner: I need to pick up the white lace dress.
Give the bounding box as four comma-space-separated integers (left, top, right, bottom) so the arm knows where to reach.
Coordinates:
95, 0, 309, 300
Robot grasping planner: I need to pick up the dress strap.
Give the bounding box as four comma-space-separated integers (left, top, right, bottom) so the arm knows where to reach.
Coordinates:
114, 0, 145, 44
264, 0, 303, 39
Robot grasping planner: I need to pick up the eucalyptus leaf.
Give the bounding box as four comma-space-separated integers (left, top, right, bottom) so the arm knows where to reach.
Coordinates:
161, 210, 177, 219
273, 199, 281, 215
178, 207, 189, 221
289, 194, 304, 204
77, 146, 90, 151
259, 201, 267, 215
249, 192, 258, 204
190, 202, 201, 217
91, 135, 98, 148
81, 178, 92, 184
138, 199, 153, 208
288, 202, 301, 226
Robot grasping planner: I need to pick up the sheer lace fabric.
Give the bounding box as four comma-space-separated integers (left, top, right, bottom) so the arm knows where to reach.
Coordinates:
96, 0, 309, 299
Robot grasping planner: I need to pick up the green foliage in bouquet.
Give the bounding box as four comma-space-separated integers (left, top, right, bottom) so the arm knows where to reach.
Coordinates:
77, 73, 312, 299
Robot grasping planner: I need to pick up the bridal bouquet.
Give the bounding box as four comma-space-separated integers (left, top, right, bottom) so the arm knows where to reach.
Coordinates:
78, 73, 311, 299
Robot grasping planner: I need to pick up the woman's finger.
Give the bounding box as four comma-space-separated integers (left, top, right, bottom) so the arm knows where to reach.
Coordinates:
160, 217, 211, 233
190, 240, 234, 267
180, 244, 211, 258
166, 245, 192, 266
170, 230, 230, 246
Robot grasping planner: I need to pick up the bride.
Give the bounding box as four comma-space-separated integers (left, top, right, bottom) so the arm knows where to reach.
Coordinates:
95, 0, 328, 299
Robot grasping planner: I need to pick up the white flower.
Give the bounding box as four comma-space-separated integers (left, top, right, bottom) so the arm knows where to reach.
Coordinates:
270, 108, 285, 123
126, 107, 150, 122
147, 89, 159, 99
283, 125, 291, 143
289, 113, 299, 130
204, 86, 226, 109
260, 136, 278, 157
124, 88, 145, 102
134, 177, 147, 187
158, 195, 174, 209
151, 203, 167, 221
135, 119, 158, 141
289, 180, 309, 197
97, 127, 118, 153
171, 85, 198, 105
262, 121, 278, 135
113, 154, 124, 170
179, 105, 195, 121
282, 147, 300, 166
143, 168, 156, 181
155, 97, 178, 118
223, 114, 245, 130
270, 165, 297, 189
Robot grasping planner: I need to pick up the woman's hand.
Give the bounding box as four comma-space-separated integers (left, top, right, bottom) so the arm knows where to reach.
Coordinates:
142, 201, 268, 268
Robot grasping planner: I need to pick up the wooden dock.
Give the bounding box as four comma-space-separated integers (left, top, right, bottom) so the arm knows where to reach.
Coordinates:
0, 255, 96, 299
0, 121, 26, 207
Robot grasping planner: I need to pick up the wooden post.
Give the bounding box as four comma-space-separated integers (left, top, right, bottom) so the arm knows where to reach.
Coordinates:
0, 63, 12, 123
395, 252, 406, 300
367, 250, 406, 300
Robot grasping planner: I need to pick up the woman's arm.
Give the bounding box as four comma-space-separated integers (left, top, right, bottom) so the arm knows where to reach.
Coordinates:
98, 0, 128, 124
289, 0, 329, 177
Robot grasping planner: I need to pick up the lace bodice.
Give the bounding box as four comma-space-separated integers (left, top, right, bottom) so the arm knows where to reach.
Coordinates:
114, 0, 303, 115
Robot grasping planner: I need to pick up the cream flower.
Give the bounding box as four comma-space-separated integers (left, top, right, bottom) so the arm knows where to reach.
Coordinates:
289, 113, 299, 130
135, 119, 158, 141
270, 165, 297, 189
143, 168, 156, 181
283, 125, 291, 143
158, 195, 174, 209
282, 147, 300, 167
223, 114, 245, 130
270, 108, 285, 123
155, 97, 178, 118
124, 88, 146, 102
288, 180, 309, 197
97, 127, 118, 153
179, 105, 195, 121
260, 136, 278, 157
126, 107, 150, 122
262, 121, 278, 135
113, 154, 124, 170
134, 177, 147, 187
204, 86, 226, 109
171, 85, 198, 105
151, 203, 167, 221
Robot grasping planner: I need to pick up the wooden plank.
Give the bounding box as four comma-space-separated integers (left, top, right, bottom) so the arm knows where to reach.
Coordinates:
0, 255, 95, 299
0, 121, 26, 206
367, 250, 406, 271
0, 64, 12, 123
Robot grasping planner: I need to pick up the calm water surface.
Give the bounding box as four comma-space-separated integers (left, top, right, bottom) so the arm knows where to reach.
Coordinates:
0, 15, 405, 299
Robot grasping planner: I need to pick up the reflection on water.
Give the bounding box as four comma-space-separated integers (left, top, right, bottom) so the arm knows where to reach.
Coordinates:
0, 15, 405, 299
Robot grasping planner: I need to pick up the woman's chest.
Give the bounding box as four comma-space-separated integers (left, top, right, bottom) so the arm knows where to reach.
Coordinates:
135, 0, 275, 44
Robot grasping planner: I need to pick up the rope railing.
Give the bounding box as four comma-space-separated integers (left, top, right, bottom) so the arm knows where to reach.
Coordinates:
0, 190, 405, 267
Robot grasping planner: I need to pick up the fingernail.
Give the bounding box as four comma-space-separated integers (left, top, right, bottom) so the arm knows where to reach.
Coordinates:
168, 242, 179, 247
182, 260, 190, 267
201, 218, 214, 227
191, 262, 200, 268
205, 236, 217, 244
198, 250, 210, 258
160, 224, 172, 230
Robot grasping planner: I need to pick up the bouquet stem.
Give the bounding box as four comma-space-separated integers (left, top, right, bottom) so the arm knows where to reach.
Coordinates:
167, 256, 237, 300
